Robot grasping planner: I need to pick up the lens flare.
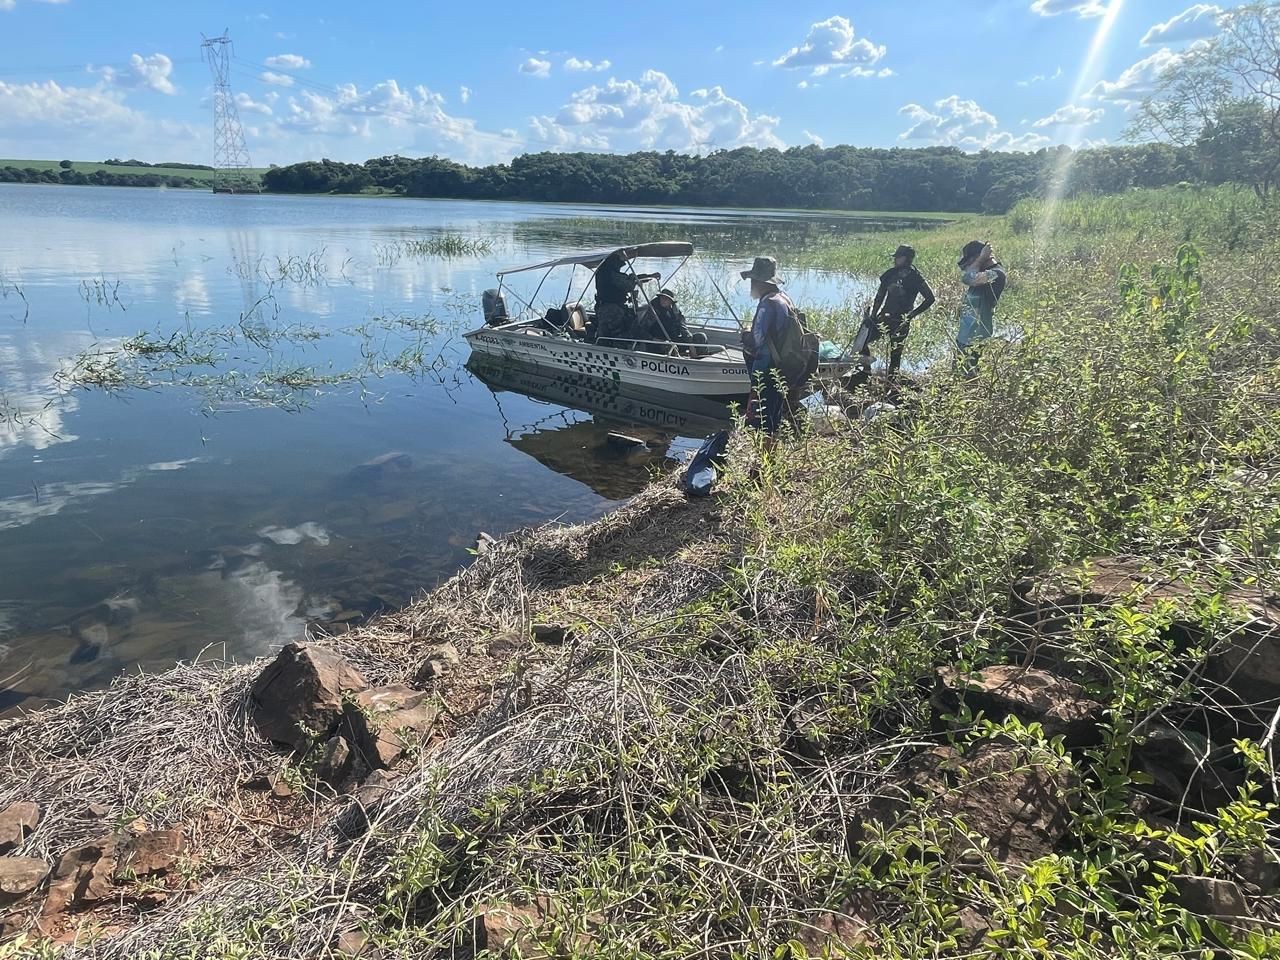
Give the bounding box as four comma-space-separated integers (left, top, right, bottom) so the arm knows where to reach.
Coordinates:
1034, 0, 1127, 253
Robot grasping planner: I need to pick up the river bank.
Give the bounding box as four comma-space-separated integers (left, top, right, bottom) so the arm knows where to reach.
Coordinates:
1, 185, 1278, 958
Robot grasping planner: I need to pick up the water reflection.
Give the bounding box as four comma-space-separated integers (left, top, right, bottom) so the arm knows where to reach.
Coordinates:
0, 184, 901, 710
467, 355, 732, 499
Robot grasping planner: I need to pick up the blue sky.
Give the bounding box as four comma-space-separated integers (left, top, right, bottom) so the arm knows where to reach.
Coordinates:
0, 1, 1232, 165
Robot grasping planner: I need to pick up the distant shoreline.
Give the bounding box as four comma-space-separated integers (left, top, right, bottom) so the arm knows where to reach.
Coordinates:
0, 178, 959, 223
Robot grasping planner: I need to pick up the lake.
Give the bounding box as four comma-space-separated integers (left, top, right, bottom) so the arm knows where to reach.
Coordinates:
0, 184, 905, 710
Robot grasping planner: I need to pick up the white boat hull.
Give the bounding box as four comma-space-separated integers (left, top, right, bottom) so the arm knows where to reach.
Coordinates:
465, 324, 854, 397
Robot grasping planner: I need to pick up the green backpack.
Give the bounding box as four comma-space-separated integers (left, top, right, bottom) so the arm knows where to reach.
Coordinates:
764, 294, 820, 391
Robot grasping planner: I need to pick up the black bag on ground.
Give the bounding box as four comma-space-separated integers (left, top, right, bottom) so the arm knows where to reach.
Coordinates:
683, 429, 730, 497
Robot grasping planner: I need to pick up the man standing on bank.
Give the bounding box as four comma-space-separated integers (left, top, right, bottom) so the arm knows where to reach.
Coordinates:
741, 256, 798, 451
852, 244, 935, 386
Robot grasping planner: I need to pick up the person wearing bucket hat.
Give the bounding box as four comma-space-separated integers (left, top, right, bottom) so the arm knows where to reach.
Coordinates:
851, 243, 936, 387
956, 240, 1006, 376
740, 256, 798, 447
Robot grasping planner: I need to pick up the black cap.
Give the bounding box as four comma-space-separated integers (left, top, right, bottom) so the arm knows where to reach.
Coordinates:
893, 244, 915, 260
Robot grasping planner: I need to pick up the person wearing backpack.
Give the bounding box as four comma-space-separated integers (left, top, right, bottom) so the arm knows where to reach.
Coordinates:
740, 256, 801, 449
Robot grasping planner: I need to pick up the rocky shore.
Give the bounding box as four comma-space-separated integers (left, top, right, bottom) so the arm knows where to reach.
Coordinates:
0, 463, 1277, 957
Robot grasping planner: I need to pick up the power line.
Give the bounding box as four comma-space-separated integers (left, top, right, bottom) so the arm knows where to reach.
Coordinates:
201, 32, 257, 192
0, 57, 201, 79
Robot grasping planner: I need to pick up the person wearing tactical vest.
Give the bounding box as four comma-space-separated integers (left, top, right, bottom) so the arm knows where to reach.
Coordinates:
740, 256, 799, 449
594, 250, 660, 344
851, 244, 935, 387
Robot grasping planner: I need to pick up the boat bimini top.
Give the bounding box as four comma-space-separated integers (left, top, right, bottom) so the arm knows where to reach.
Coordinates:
496, 241, 695, 277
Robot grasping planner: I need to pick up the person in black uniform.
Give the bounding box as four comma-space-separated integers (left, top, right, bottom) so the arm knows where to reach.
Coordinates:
594, 250, 659, 343
851, 244, 935, 386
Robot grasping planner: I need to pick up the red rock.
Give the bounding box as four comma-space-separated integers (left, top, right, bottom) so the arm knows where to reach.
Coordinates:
0, 857, 49, 902
470, 897, 598, 956
113, 829, 184, 881
43, 837, 117, 915
795, 899, 875, 952
862, 742, 1079, 865
250, 642, 367, 746
342, 685, 438, 769
316, 735, 355, 785
933, 665, 1105, 746
0, 802, 40, 854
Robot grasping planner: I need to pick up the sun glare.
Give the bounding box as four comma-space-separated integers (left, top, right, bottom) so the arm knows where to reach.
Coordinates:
1034, 0, 1127, 252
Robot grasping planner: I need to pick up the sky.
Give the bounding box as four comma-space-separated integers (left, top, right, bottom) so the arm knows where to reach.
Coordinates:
0, 1, 1236, 166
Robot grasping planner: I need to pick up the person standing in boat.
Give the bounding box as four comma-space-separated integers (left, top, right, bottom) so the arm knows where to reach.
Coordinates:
594, 250, 659, 344
741, 256, 797, 449
956, 240, 1006, 376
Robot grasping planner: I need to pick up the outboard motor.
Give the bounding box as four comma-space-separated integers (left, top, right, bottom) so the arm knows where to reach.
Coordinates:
482, 288, 508, 326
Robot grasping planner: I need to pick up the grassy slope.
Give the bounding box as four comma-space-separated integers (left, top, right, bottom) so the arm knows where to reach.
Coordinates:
1, 184, 1278, 959
0, 158, 269, 183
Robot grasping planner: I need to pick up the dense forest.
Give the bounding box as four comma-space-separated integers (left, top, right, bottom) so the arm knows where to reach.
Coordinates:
261, 143, 1207, 213
0, 166, 211, 189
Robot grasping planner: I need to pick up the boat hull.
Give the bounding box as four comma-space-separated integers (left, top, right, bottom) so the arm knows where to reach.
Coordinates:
465, 325, 854, 397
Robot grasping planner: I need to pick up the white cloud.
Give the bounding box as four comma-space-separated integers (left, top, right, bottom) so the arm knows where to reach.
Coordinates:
0, 1, 15, 10
519, 57, 551, 78
530, 69, 781, 153
803, 129, 824, 146
93, 53, 176, 96
564, 57, 611, 73
773, 16, 886, 77
459, 85, 471, 104
0, 78, 198, 170
1141, 4, 1222, 45
260, 71, 294, 87
235, 91, 273, 116
1033, 104, 1104, 127
1018, 66, 1063, 87
264, 53, 310, 69
1030, 0, 1106, 17
848, 66, 894, 79
1087, 43, 1205, 103
898, 95, 1051, 151
273, 79, 520, 165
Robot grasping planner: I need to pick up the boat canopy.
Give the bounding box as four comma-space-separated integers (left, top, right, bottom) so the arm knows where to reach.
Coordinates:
497, 241, 695, 277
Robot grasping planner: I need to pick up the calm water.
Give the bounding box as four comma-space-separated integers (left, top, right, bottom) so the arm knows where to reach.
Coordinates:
0, 184, 895, 709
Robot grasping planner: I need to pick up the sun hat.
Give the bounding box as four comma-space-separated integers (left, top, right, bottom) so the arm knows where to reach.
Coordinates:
740, 256, 783, 285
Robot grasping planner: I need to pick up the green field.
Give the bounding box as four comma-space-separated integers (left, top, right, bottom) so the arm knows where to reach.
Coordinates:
0, 158, 269, 183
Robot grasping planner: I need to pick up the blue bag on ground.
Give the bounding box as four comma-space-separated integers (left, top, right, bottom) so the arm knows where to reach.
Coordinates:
683, 429, 731, 497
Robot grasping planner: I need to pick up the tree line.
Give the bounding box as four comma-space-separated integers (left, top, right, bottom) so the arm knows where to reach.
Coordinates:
0, 166, 211, 189
264, 4, 1279, 214
262, 144, 1207, 214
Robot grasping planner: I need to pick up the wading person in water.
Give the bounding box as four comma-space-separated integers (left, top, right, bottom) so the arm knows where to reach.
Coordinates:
956, 240, 1006, 376
852, 243, 935, 387
741, 256, 797, 454
594, 250, 659, 344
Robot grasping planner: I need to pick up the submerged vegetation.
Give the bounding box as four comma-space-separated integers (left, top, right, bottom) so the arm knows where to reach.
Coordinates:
374, 234, 496, 264
1, 183, 1277, 958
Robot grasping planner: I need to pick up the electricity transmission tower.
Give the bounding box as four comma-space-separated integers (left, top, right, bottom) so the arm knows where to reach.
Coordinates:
201, 32, 257, 193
